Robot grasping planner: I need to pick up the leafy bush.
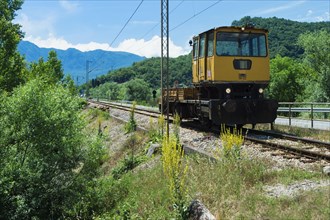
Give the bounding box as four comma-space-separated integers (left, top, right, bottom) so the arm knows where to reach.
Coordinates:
112, 155, 146, 180
0, 79, 109, 219
125, 78, 151, 101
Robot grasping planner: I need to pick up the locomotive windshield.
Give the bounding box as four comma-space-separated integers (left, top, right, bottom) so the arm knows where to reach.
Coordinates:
216, 32, 267, 57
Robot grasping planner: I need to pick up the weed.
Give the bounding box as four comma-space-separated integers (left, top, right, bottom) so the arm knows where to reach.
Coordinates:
173, 113, 181, 144
147, 117, 163, 144
158, 114, 165, 138
88, 108, 110, 121
162, 134, 189, 219
111, 155, 146, 180
125, 101, 137, 133
214, 125, 244, 160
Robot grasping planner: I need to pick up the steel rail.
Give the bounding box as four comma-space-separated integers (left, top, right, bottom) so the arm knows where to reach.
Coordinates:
245, 129, 330, 150
244, 136, 330, 162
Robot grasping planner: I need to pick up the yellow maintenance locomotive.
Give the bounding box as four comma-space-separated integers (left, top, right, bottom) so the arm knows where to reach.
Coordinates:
161, 25, 278, 126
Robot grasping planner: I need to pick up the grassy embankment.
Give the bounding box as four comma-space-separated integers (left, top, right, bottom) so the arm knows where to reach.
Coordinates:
85, 107, 330, 219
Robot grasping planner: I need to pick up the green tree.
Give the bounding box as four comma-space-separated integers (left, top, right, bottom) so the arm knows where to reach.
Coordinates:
0, 79, 105, 219
106, 82, 120, 100
90, 81, 121, 100
0, 0, 26, 92
62, 74, 77, 95
267, 55, 306, 102
125, 78, 151, 101
110, 68, 135, 83
298, 30, 330, 101
29, 51, 64, 84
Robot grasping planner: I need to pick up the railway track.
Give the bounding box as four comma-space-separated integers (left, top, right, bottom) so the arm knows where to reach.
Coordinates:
242, 132, 330, 162
88, 100, 330, 163
89, 99, 160, 118
243, 129, 330, 162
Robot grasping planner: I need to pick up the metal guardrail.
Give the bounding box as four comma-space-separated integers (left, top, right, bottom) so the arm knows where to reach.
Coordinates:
278, 107, 330, 113
277, 102, 330, 129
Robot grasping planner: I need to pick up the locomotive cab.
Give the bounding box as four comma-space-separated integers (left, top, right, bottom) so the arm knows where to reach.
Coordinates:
161, 26, 278, 126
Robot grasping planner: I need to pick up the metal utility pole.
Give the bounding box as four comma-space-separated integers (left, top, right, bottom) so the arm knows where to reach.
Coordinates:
86, 60, 92, 97
86, 60, 92, 84
161, 0, 170, 138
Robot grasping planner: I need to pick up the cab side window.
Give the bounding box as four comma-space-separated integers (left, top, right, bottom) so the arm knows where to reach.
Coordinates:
207, 32, 214, 57
193, 39, 198, 60
199, 34, 205, 58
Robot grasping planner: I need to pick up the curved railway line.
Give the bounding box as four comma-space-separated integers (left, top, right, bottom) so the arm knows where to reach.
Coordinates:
88, 100, 330, 163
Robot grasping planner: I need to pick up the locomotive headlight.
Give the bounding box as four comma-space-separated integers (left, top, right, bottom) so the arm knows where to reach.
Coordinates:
226, 88, 231, 94
258, 88, 264, 94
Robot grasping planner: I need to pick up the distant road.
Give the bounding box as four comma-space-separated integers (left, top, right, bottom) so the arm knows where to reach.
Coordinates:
275, 117, 330, 131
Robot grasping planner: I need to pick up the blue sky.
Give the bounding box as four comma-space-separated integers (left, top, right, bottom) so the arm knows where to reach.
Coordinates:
16, 0, 329, 57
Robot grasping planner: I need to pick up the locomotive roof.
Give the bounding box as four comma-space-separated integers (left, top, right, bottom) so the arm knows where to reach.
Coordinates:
195, 26, 268, 37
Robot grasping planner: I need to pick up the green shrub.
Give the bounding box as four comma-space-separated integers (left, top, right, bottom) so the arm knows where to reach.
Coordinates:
112, 155, 146, 180
0, 79, 111, 219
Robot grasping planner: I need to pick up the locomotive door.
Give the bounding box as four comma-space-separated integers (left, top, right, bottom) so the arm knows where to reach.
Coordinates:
192, 37, 199, 83
206, 31, 214, 81
198, 33, 206, 81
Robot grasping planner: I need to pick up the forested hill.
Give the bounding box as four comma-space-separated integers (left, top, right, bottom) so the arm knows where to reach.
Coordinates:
96, 54, 192, 89
232, 16, 329, 58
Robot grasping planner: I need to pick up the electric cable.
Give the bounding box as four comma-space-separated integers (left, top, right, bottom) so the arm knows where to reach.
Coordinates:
89, 0, 144, 73
171, 0, 222, 32
134, 0, 223, 55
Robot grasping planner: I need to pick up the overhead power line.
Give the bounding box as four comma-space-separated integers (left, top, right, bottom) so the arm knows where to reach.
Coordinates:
88, 0, 144, 74
134, 0, 223, 54
138, 0, 185, 41
171, 0, 222, 32
109, 0, 144, 47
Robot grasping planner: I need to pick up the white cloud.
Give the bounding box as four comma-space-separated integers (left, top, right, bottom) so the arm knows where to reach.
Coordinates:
25, 34, 107, 51
256, 1, 306, 15
306, 10, 313, 17
59, 0, 79, 13
316, 11, 330, 22
113, 36, 189, 58
16, 13, 56, 38
297, 10, 330, 22
24, 35, 189, 58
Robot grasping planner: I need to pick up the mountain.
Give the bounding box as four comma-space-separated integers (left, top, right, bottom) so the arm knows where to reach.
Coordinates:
18, 41, 145, 85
